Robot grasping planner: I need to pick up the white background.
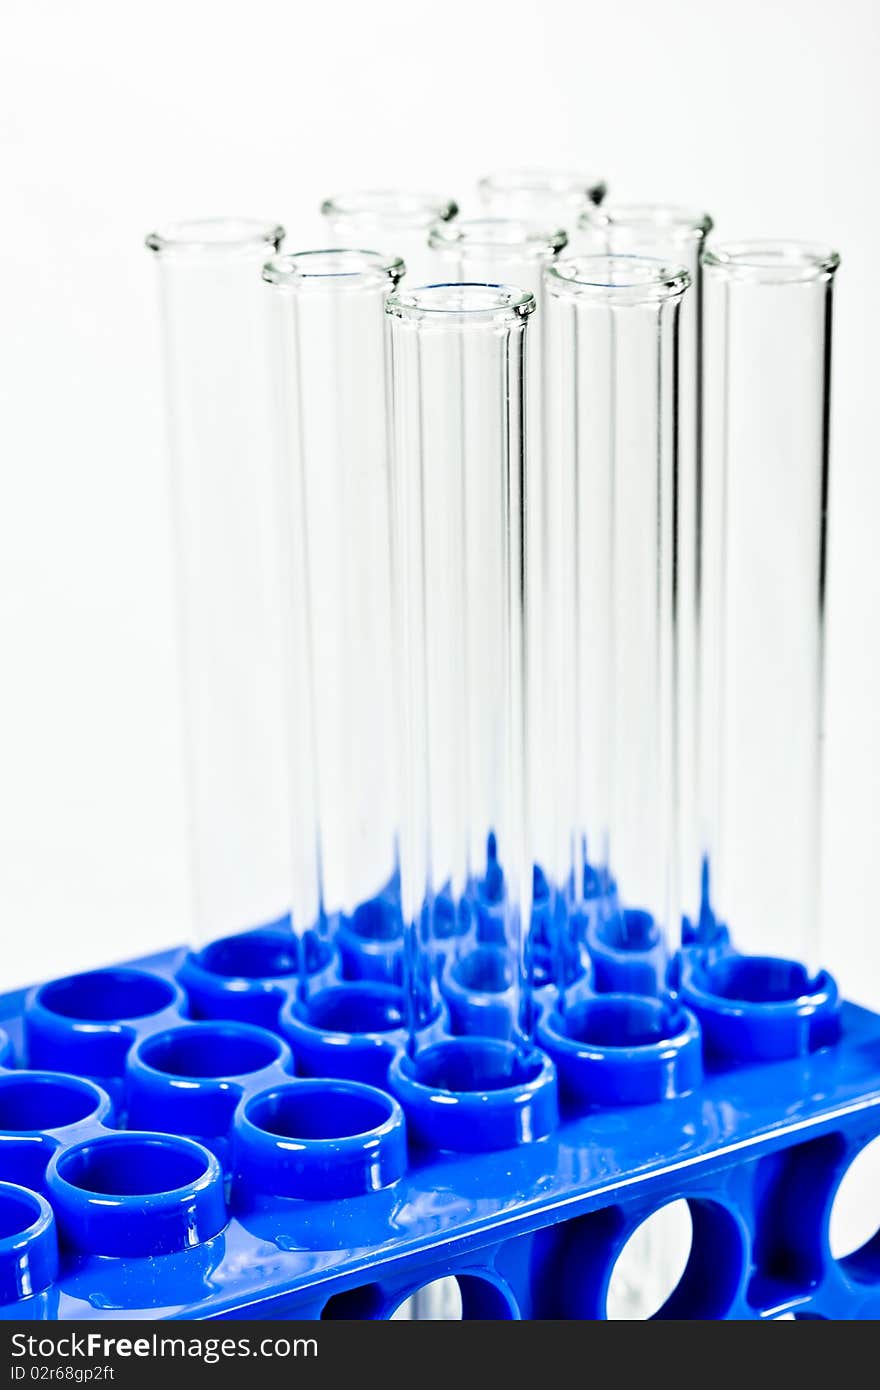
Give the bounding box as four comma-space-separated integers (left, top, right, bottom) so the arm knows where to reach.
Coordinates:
1, 0, 878, 1002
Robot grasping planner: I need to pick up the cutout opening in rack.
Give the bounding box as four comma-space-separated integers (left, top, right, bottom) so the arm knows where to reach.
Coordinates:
391, 1272, 518, 1320
829, 1133, 880, 1283
748, 1132, 844, 1305
552, 1197, 746, 1318
606, 1200, 693, 1319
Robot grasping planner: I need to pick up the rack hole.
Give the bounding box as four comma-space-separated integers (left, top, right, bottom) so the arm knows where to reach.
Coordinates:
350, 899, 402, 943
246, 1083, 394, 1141
0, 1075, 103, 1131
0, 1185, 43, 1239
599, 910, 659, 952
139, 1025, 282, 1079
452, 948, 514, 994
703, 955, 817, 1004
563, 996, 687, 1049
56, 1135, 211, 1197
830, 1135, 880, 1279
303, 984, 406, 1035
410, 1039, 544, 1094
201, 931, 301, 979
39, 969, 175, 1022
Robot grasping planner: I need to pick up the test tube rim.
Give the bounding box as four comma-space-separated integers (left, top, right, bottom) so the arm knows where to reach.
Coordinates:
702, 239, 841, 284
145, 218, 284, 256
428, 216, 568, 260
546, 253, 690, 304
477, 168, 608, 207
578, 202, 714, 241
320, 190, 459, 228
386, 280, 536, 325
262, 248, 405, 291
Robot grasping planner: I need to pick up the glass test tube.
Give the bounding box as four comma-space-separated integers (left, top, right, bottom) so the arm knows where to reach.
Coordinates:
701, 242, 839, 967
320, 192, 458, 287
386, 284, 536, 1040
544, 257, 689, 950
263, 250, 404, 949
146, 219, 291, 945
477, 170, 607, 240
427, 220, 566, 922
578, 206, 714, 942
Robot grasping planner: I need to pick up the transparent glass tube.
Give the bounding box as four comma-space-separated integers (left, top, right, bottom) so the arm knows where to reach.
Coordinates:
701, 242, 839, 967
263, 250, 404, 947
544, 256, 689, 945
320, 191, 457, 287
427, 220, 566, 913
578, 206, 713, 940
477, 170, 607, 239
146, 218, 291, 945
386, 283, 536, 1041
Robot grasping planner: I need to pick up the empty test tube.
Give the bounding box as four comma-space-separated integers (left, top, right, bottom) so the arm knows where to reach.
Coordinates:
477, 170, 607, 239
428, 217, 567, 295
146, 219, 291, 944
386, 283, 536, 1041
427, 220, 567, 940
544, 257, 689, 958
263, 251, 404, 952
320, 191, 458, 286
700, 242, 839, 967
578, 206, 714, 942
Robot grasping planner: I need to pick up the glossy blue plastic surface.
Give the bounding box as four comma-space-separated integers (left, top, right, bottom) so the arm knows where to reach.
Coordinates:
0, 930, 878, 1321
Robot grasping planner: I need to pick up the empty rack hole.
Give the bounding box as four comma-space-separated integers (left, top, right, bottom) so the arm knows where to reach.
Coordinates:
56, 1135, 211, 1197
606, 1200, 693, 1319
246, 1084, 394, 1140
0, 1185, 43, 1239
38, 969, 176, 1021
349, 900, 402, 942
829, 1134, 880, 1279
452, 947, 514, 994
139, 1024, 283, 1078
302, 984, 407, 1034
0, 1074, 103, 1131
562, 996, 687, 1048
702, 955, 818, 1004
201, 932, 301, 979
